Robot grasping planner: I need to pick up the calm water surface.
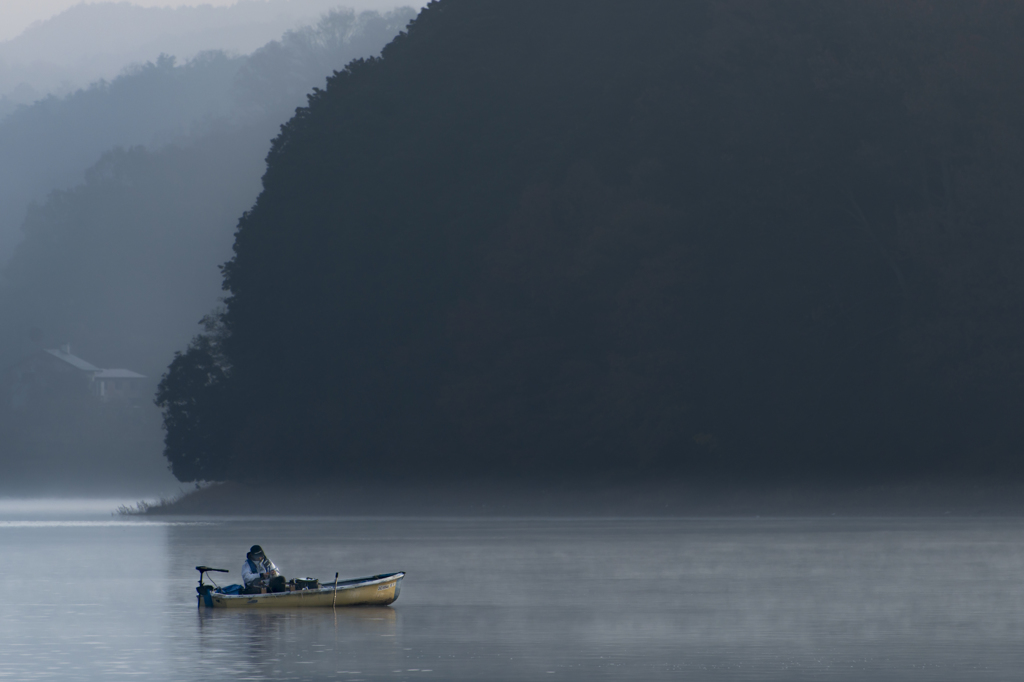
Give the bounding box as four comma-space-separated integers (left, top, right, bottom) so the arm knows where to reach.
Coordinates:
2, 505, 1024, 680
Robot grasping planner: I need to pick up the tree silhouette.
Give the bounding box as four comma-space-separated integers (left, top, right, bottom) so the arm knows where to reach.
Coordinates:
161, 0, 1024, 482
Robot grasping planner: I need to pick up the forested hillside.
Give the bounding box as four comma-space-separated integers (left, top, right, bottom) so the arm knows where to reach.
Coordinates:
0, 52, 239, 259
159, 0, 1024, 483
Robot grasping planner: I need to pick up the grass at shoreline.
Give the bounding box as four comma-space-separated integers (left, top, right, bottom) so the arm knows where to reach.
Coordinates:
114, 484, 211, 515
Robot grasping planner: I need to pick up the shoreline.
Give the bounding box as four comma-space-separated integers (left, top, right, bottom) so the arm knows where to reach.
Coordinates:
143, 478, 1024, 518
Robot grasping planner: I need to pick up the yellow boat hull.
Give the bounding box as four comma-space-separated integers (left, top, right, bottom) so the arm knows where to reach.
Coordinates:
200, 572, 404, 609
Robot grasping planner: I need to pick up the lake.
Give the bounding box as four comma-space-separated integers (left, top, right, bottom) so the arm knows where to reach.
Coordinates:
2, 503, 1024, 680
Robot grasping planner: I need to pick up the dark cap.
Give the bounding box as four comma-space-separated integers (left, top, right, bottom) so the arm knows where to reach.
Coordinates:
249, 545, 264, 555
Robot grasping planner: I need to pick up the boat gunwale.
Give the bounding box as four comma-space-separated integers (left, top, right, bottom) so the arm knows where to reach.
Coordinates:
210, 571, 404, 601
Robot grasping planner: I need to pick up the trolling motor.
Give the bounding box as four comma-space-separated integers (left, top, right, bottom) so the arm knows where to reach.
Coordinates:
196, 565, 229, 607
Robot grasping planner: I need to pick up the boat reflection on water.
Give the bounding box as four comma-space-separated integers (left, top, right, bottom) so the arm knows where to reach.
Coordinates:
197, 604, 397, 629
195, 607, 401, 678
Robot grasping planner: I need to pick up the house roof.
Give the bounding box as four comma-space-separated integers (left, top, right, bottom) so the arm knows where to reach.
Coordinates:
44, 348, 101, 372
95, 369, 146, 380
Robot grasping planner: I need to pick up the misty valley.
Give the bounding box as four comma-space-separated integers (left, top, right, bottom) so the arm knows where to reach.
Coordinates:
0, 4, 415, 494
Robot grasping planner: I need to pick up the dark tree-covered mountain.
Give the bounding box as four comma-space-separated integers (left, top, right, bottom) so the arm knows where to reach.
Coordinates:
160, 0, 1024, 483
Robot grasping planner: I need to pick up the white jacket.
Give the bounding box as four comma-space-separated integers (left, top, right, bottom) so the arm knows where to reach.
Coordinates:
242, 556, 279, 586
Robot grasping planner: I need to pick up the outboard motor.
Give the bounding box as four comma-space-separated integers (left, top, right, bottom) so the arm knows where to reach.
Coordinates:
196, 566, 229, 607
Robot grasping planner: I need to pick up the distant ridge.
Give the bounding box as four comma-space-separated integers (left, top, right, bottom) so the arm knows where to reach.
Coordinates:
0, 0, 421, 107
2, 1, 348, 64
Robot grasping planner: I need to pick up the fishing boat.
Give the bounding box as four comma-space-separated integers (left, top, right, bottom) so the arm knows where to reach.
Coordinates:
196, 566, 404, 608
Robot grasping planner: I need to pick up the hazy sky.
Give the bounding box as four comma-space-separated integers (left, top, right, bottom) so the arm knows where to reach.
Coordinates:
1, 0, 422, 43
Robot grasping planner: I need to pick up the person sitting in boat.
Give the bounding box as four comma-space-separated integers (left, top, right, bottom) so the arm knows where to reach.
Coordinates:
242, 545, 287, 593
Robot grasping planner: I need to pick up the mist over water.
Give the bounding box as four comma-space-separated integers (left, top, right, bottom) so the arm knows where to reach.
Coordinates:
4, 505, 1024, 681
0, 497, 160, 518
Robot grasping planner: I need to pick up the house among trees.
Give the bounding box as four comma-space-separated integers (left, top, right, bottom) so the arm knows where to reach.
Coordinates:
5, 344, 146, 408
